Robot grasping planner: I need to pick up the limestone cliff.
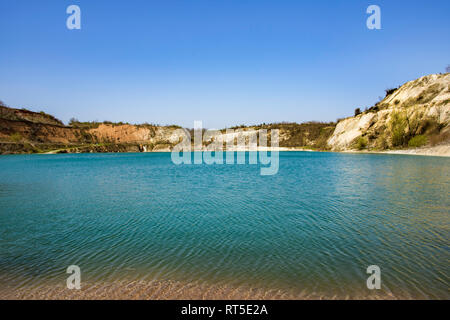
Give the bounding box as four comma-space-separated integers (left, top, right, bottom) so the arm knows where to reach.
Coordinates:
327, 73, 450, 151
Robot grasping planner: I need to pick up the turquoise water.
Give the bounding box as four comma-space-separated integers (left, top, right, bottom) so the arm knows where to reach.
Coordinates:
0, 152, 449, 299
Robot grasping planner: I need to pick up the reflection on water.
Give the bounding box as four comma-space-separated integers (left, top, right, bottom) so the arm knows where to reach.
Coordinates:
0, 152, 448, 299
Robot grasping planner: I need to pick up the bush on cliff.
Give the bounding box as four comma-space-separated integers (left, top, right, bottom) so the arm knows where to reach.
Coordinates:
9, 133, 23, 143
355, 137, 368, 150
408, 135, 428, 148
389, 112, 407, 147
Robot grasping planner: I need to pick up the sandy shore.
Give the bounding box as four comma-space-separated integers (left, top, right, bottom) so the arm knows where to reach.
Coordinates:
378, 144, 450, 157
0, 278, 403, 300
26, 144, 450, 158
340, 144, 450, 157
270, 145, 450, 157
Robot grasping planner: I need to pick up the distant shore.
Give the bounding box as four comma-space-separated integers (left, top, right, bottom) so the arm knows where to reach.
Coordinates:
2, 147, 448, 158
1, 142, 449, 157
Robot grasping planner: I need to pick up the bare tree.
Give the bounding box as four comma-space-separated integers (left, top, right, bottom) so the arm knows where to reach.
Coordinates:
446, 65, 450, 73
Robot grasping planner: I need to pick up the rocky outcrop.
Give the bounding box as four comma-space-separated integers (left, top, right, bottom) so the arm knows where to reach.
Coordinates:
328, 73, 450, 151
0, 118, 80, 144
327, 113, 377, 150
0, 107, 187, 154
85, 124, 185, 146
0, 106, 64, 126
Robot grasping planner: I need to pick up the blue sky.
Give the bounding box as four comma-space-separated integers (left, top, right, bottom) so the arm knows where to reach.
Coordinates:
0, 0, 449, 128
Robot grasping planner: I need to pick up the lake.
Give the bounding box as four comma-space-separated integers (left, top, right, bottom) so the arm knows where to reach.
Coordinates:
0, 152, 448, 299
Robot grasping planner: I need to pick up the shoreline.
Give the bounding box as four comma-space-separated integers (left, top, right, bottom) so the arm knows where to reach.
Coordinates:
341, 144, 450, 158
35, 145, 450, 158
0, 278, 407, 300
1, 145, 449, 158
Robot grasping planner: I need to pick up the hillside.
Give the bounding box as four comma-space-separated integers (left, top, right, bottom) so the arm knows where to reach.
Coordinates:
0, 103, 186, 154
0, 104, 334, 154
1, 73, 449, 155
328, 73, 450, 153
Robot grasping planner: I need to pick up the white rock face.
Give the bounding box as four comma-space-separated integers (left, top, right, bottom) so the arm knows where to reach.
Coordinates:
327, 73, 450, 150
383, 74, 450, 109
328, 113, 376, 150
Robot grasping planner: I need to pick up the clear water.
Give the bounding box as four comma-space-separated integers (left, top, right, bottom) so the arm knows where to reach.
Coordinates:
0, 152, 448, 299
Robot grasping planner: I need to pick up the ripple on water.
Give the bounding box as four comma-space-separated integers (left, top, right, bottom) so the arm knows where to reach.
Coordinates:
0, 152, 448, 299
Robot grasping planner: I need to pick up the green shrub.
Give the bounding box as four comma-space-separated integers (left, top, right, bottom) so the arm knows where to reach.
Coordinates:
389, 112, 407, 147
375, 134, 388, 150
355, 137, 368, 150
10, 133, 23, 143
408, 135, 428, 148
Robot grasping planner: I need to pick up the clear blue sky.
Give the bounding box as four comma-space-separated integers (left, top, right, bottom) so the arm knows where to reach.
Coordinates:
1, 0, 449, 128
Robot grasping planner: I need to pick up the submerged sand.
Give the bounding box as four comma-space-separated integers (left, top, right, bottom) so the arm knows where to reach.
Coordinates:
0, 278, 404, 300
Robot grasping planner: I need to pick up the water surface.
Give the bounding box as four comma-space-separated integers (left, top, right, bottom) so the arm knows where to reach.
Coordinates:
0, 152, 448, 299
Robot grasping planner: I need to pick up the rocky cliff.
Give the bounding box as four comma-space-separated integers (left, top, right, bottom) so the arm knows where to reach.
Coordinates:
0, 105, 187, 154
328, 73, 450, 151
0, 104, 334, 154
